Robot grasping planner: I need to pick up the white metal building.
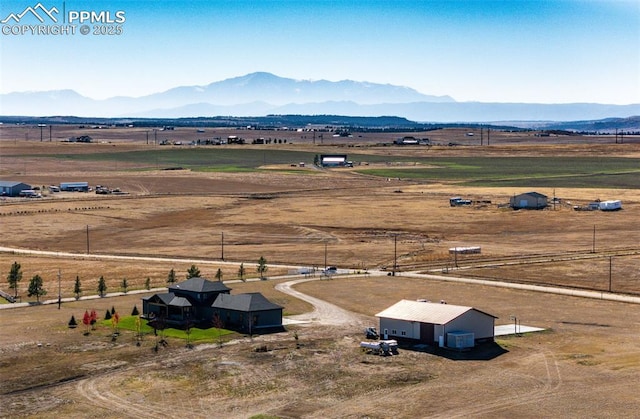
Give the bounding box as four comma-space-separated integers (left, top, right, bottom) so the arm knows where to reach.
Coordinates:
375, 300, 497, 347
320, 154, 348, 167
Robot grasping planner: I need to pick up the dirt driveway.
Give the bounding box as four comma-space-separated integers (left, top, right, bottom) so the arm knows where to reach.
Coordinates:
276, 277, 369, 327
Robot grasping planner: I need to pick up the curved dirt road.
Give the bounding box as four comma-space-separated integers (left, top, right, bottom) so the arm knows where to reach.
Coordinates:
275, 277, 368, 327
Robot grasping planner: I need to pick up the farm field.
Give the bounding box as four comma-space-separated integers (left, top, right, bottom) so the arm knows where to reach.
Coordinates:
1, 125, 640, 418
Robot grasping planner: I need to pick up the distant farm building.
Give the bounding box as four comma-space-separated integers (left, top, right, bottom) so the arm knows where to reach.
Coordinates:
376, 300, 496, 348
450, 197, 472, 206
599, 200, 622, 211
0, 181, 32, 197
510, 192, 548, 210
449, 246, 481, 255
60, 182, 89, 192
393, 136, 430, 146
66, 135, 93, 143
320, 154, 349, 167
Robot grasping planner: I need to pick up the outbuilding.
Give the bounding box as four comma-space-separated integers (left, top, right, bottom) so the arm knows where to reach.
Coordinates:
320, 154, 348, 167
510, 191, 548, 210
375, 300, 497, 348
0, 181, 32, 197
60, 181, 89, 192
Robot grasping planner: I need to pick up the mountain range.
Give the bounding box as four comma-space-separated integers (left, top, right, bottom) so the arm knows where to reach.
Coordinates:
1, 72, 639, 123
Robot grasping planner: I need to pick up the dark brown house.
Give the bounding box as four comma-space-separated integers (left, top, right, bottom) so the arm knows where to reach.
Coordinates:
141, 277, 283, 334
142, 277, 230, 327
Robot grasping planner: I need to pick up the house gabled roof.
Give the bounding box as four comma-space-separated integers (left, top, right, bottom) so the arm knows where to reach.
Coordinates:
212, 292, 283, 312
169, 277, 231, 293
375, 300, 496, 325
519, 191, 547, 198
142, 292, 192, 307
142, 292, 176, 305
0, 181, 29, 188
168, 296, 192, 307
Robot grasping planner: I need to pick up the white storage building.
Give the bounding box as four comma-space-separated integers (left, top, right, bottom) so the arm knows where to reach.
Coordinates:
375, 300, 497, 348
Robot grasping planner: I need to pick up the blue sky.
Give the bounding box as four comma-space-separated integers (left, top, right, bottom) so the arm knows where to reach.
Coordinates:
1, 0, 639, 104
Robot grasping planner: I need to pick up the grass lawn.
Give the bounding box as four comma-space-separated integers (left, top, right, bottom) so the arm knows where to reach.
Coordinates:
100, 315, 235, 343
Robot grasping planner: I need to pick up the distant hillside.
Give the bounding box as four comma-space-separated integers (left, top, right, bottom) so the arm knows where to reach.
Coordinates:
2, 72, 638, 122
538, 116, 640, 133
4, 114, 638, 133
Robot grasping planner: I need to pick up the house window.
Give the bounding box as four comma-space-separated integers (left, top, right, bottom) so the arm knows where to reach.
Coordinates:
391, 329, 397, 335
401, 330, 407, 336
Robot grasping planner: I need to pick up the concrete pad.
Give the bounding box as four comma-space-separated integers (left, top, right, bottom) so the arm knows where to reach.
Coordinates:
495, 324, 545, 336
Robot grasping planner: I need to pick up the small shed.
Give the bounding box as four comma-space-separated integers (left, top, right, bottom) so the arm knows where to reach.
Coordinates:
0, 181, 32, 197
375, 300, 497, 347
510, 192, 548, 210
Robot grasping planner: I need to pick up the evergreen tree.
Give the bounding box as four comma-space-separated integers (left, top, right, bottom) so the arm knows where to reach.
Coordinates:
131, 305, 139, 316
257, 256, 268, 280
27, 274, 47, 303
73, 275, 82, 300
105, 309, 112, 320
186, 265, 201, 279
145, 277, 151, 290
97, 276, 107, 297
121, 278, 128, 294
68, 315, 77, 328
215, 268, 223, 282
238, 263, 246, 282
167, 268, 176, 284
7, 261, 22, 299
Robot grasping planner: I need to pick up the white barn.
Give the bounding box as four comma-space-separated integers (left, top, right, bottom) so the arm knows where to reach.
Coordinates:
320, 154, 348, 167
375, 300, 497, 348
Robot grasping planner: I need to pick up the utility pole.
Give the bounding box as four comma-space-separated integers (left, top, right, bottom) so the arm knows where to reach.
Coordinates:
86, 225, 90, 254
392, 234, 397, 276
592, 225, 596, 253
609, 256, 613, 292
324, 242, 328, 270
221, 232, 224, 261
57, 269, 61, 309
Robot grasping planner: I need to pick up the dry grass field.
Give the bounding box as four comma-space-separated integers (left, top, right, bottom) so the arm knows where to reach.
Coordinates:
1, 125, 640, 418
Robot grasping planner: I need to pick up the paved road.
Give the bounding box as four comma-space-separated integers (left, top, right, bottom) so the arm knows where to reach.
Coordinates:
2, 246, 639, 315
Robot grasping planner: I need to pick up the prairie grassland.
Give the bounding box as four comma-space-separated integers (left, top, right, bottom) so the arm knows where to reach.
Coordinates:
1, 128, 640, 418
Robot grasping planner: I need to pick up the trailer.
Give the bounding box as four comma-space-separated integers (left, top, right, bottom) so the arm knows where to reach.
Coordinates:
450, 197, 472, 206
599, 200, 622, 211
60, 182, 89, 192
360, 339, 398, 356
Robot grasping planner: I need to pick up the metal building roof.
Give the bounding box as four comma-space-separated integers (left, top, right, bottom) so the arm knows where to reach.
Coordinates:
375, 299, 496, 324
